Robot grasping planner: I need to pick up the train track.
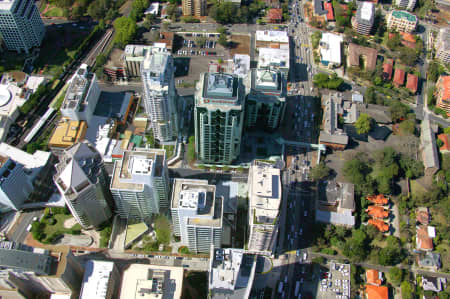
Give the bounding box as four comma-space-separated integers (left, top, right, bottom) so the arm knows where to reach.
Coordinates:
83, 28, 114, 67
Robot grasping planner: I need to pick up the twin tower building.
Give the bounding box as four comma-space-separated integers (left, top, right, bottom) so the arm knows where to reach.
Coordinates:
140, 45, 287, 164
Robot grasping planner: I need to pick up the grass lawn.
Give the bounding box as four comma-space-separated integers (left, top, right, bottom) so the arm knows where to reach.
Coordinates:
163, 144, 175, 158
44, 6, 64, 17
125, 222, 148, 246
42, 213, 81, 237
35, 27, 89, 76
50, 84, 68, 109
410, 179, 427, 198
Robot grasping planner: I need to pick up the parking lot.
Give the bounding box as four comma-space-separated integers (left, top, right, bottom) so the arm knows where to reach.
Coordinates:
317, 262, 351, 299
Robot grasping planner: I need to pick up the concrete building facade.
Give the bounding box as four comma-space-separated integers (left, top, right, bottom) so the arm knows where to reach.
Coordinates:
110, 148, 169, 223
194, 72, 246, 164
435, 75, 450, 114
245, 69, 286, 131
61, 64, 100, 125
387, 10, 417, 33
435, 27, 450, 64
124, 44, 153, 78
0, 0, 45, 53
353, 2, 375, 35
170, 178, 223, 253
141, 46, 179, 143
395, 0, 417, 10
0, 143, 50, 213
54, 141, 113, 229
247, 161, 281, 254
182, 0, 206, 16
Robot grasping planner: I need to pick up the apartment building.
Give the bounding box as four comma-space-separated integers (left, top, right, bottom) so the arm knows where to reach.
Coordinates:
387, 11, 417, 33
435, 27, 450, 64
435, 75, 450, 115
244, 69, 286, 131
0, 241, 84, 298
395, 0, 417, 10
0, 0, 45, 53
247, 161, 282, 254
182, 0, 206, 16
141, 46, 179, 143
124, 44, 153, 77
110, 148, 169, 223
61, 64, 100, 125
194, 72, 246, 164
54, 141, 113, 229
0, 143, 51, 213
353, 2, 375, 35
170, 178, 223, 253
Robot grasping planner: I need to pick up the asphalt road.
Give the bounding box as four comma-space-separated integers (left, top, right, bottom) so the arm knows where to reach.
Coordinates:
7, 210, 43, 243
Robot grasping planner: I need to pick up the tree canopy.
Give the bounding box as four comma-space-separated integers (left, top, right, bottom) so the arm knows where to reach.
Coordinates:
355, 113, 373, 134
313, 73, 344, 90
310, 162, 331, 181
113, 17, 137, 48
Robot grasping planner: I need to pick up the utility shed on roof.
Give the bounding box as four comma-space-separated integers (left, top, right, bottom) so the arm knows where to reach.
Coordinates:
420, 118, 439, 176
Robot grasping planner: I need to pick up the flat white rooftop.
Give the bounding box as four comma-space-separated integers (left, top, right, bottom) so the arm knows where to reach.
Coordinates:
256, 30, 289, 43
0, 0, 15, 11
320, 33, 343, 65
361, 2, 374, 21
120, 264, 183, 299
0, 142, 50, 169
258, 48, 289, 69
210, 248, 244, 290
80, 260, 116, 299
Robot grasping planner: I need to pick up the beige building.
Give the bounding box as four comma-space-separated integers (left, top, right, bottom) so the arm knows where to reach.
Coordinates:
182, 0, 206, 16
387, 10, 417, 33
435, 27, 450, 64
120, 264, 183, 299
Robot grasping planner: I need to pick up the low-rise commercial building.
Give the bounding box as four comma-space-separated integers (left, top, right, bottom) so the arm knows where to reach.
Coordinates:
61, 64, 100, 125
110, 148, 170, 223
255, 30, 289, 49
80, 260, 120, 299
319, 94, 349, 150
54, 141, 113, 229
420, 118, 440, 176
209, 248, 257, 299
319, 33, 343, 68
248, 161, 281, 254
119, 264, 183, 299
171, 178, 223, 253
0, 143, 51, 212
353, 2, 375, 35
387, 10, 417, 33
316, 181, 355, 227
257, 47, 290, 75
48, 118, 87, 155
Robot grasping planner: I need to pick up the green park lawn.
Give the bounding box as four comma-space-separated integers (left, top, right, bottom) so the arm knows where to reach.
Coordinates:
44, 7, 64, 17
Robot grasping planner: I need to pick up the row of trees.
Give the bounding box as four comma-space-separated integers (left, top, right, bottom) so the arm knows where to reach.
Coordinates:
209, 0, 266, 24
313, 73, 344, 90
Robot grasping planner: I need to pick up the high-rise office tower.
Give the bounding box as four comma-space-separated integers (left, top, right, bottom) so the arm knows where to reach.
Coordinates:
247, 161, 282, 254
141, 46, 178, 143
170, 178, 223, 253
110, 148, 169, 223
194, 72, 246, 164
54, 141, 113, 229
182, 0, 206, 16
0, 143, 51, 213
0, 0, 45, 53
245, 69, 286, 131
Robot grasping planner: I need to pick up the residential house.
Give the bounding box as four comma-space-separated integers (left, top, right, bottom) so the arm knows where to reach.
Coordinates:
366, 194, 389, 205
365, 285, 389, 299
267, 8, 282, 23
366, 206, 389, 219
368, 219, 389, 232
416, 225, 435, 251
366, 269, 383, 286
437, 134, 450, 152
422, 276, 446, 293
416, 207, 430, 225
382, 59, 394, 81
435, 27, 450, 64
406, 73, 418, 94
393, 68, 406, 87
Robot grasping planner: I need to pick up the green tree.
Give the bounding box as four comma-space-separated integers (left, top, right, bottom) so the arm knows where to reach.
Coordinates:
388, 268, 403, 286
401, 281, 414, 299
310, 162, 331, 181
311, 31, 322, 49
96, 53, 108, 66
154, 215, 171, 245
399, 47, 417, 66
390, 102, 410, 123
387, 32, 401, 50
113, 17, 137, 48
355, 113, 373, 134
427, 61, 445, 82
343, 158, 370, 186
187, 136, 195, 163
218, 33, 228, 47
399, 155, 423, 179
196, 36, 207, 48
399, 119, 415, 135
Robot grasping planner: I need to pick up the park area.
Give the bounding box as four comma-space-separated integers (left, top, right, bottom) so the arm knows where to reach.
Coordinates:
34, 25, 91, 76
